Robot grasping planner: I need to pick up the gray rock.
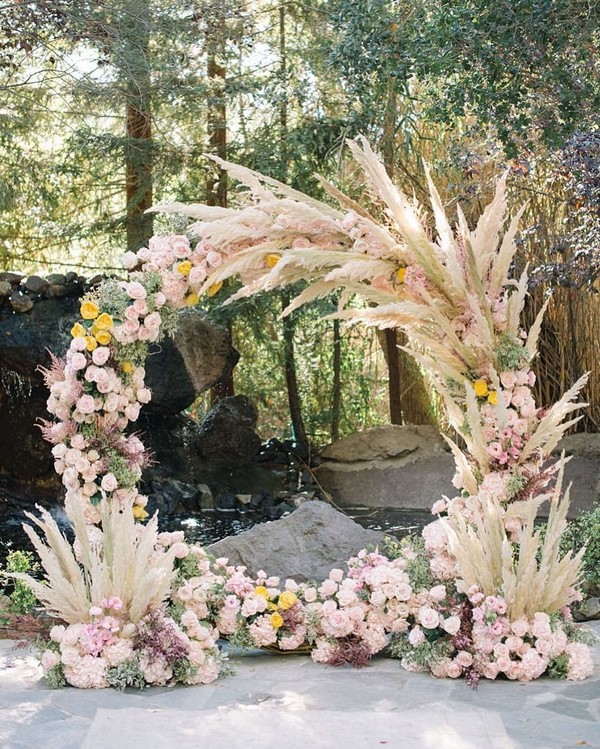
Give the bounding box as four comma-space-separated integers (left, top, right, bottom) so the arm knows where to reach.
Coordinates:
208, 500, 389, 582
197, 395, 261, 465
317, 425, 455, 511
9, 291, 34, 313
320, 424, 448, 463
197, 483, 214, 510
556, 433, 600, 460
144, 308, 238, 415
0, 272, 23, 284
573, 597, 600, 621
317, 425, 599, 517
317, 453, 456, 511
0, 281, 11, 297
47, 283, 69, 298
45, 273, 66, 285
557, 455, 600, 516
24, 276, 49, 294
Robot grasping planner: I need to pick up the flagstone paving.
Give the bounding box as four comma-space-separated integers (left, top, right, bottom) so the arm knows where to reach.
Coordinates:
1, 621, 598, 749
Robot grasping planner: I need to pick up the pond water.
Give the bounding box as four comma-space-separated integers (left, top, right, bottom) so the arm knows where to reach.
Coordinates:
0, 505, 434, 569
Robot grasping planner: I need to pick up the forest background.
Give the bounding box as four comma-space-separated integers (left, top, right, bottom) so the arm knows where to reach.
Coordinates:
1, 0, 598, 447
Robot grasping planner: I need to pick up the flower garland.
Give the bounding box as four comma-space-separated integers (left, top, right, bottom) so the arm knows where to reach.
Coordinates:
31, 139, 595, 688
37, 534, 595, 689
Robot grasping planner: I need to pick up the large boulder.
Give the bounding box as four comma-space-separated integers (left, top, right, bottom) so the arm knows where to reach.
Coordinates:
144, 308, 238, 415
551, 434, 600, 516
208, 500, 389, 582
317, 425, 599, 518
316, 425, 455, 511
196, 395, 261, 465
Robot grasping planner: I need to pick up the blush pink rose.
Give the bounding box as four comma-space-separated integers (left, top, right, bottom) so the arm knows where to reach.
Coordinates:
101, 473, 118, 492
125, 281, 147, 299
408, 626, 425, 646
418, 606, 440, 629
442, 616, 461, 636
92, 347, 110, 366
446, 662, 462, 678
77, 395, 96, 414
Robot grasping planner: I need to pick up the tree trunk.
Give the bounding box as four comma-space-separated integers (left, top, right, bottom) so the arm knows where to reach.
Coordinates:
277, 3, 307, 447
384, 328, 403, 424
376, 83, 434, 425
125, 11, 153, 253
379, 85, 404, 424
377, 329, 436, 425
331, 317, 342, 440
282, 290, 308, 447
206, 10, 234, 402
205, 54, 227, 207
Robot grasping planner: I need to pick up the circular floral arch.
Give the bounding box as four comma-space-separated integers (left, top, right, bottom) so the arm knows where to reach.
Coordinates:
27, 139, 593, 689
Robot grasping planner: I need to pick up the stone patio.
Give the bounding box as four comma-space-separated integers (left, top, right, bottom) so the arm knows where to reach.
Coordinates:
1, 621, 598, 749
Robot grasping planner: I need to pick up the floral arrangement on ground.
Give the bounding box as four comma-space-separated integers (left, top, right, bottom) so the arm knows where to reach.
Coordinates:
12, 137, 596, 688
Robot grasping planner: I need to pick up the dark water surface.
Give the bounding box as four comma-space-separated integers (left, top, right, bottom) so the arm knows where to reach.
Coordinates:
0, 505, 434, 569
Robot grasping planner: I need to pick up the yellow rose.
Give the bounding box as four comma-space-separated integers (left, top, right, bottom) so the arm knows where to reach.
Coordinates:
396, 267, 407, 284
122, 361, 134, 374
71, 322, 87, 338
94, 312, 113, 331
473, 379, 489, 398
133, 505, 149, 520
270, 612, 284, 629
94, 330, 112, 346
176, 260, 192, 276
207, 281, 223, 297
85, 336, 98, 351
487, 390, 498, 406
278, 591, 298, 610
80, 301, 99, 320
265, 253, 281, 268
254, 586, 269, 599
185, 292, 200, 306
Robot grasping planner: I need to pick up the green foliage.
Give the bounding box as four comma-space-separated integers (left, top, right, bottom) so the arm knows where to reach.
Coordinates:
390, 632, 453, 668
106, 658, 146, 691
227, 624, 254, 650
44, 664, 68, 689
539, 505, 600, 598
496, 334, 529, 372
172, 657, 198, 683
561, 619, 598, 646
506, 472, 527, 500
1, 551, 39, 615
408, 0, 600, 153
564, 507, 600, 596
385, 534, 436, 591
547, 652, 569, 679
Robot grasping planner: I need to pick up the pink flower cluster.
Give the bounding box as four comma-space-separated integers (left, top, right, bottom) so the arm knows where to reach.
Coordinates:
463, 592, 592, 682
394, 570, 594, 683
39, 594, 222, 689
126, 234, 229, 306
111, 284, 165, 346
42, 234, 213, 519
47, 346, 150, 523
164, 538, 595, 682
